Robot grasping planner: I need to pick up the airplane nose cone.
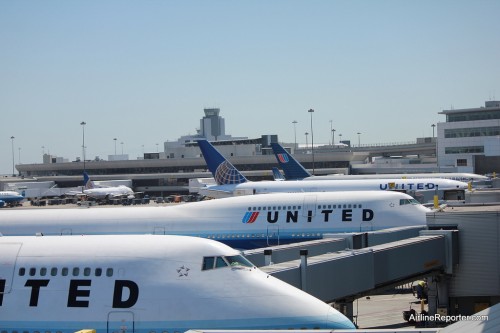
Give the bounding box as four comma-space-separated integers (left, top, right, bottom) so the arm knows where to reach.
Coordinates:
326, 306, 356, 329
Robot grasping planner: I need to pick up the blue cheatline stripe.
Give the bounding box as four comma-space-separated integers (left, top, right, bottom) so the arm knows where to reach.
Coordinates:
1, 314, 355, 331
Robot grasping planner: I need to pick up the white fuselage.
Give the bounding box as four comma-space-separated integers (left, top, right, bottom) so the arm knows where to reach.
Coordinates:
83, 185, 134, 199
0, 234, 355, 331
0, 191, 429, 249
199, 178, 468, 198
302, 172, 488, 182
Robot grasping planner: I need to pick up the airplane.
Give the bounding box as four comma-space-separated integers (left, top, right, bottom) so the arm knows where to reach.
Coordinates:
271, 142, 488, 182
66, 172, 135, 200
0, 190, 24, 208
0, 191, 429, 249
196, 139, 469, 198
0, 234, 355, 331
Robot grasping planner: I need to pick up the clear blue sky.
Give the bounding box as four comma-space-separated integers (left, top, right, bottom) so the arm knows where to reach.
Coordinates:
1, 0, 500, 175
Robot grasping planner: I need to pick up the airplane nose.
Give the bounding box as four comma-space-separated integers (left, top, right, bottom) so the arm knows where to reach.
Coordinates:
326, 306, 356, 329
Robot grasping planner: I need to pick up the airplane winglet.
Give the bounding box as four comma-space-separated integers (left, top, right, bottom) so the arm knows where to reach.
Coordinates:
271, 143, 311, 180
197, 140, 248, 185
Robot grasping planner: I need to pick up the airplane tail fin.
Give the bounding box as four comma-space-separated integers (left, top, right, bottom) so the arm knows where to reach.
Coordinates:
197, 139, 248, 185
272, 167, 286, 181
83, 172, 95, 189
270, 143, 311, 180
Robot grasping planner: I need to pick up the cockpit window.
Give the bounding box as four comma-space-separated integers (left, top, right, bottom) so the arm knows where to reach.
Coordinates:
399, 198, 420, 205
216, 257, 227, 268
225, 255, 254, 268
202, 255, 254, 271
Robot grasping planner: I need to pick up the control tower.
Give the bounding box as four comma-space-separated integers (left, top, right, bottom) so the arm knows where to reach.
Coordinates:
200, 108, 225, 141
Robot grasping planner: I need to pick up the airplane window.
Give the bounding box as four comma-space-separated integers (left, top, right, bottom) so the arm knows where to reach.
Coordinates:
268, 206, 271, 210
84, 267, 91, 276
29, 268, 36, 276
40, 268, 47, 276
263, 207, 266, 210
18, 267, 25, 276
95, 268, 102, 277
332, 205, 336, 209
359, 204, 362, 208
298, 206, 301, 209
348, 204, 352, 208
51, 267, 58, 276
62, 268, 68, 276
273, 206, 276, 210
247, 207, 251, 211
216, 257, 227, 268
224, 255, 254, 268
73, 268, 80, 276
202, 257, 215, 270
106, 268, 113, 277
343, 204, 347, 208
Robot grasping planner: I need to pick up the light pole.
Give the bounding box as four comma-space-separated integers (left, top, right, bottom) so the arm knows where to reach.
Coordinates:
308, 109, 315, 174
113, 138, 117, 155
332, 129, 336, 146
357, 132, 361, 147
121, 142, 124, 155
339, 133, 342, 145
80, 121, 86, 173
431, 124, 436, 138
10, 136, 15, 176
292, 120, 298, 151
329, 120, 333, 145
305, 132, 309, 149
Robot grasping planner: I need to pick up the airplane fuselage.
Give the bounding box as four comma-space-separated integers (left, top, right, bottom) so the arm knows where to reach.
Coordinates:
0, 191, 24, 207
0, 191, 429, 249
200, 178, 468, 198
0, 234, 355, 331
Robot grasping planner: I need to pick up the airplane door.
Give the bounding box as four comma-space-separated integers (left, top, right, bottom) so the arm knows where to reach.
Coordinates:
0, 243, 22, 294
360, 221, 373, 232
60, 228, 72, 235
302, 195, 317, 218
108, 311, 135, 333
267, 226, 280, 246
153, 226, 165, 234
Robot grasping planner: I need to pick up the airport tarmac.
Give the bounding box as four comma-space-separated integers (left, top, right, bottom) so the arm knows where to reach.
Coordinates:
353, 291, 423, 329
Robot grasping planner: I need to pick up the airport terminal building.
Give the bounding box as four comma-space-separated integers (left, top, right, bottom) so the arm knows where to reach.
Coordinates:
438, 101, 500, 174
4, 104, 499, 196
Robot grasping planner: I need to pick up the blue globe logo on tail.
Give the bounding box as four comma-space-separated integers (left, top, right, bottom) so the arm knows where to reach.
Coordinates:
215, 161, 247, 185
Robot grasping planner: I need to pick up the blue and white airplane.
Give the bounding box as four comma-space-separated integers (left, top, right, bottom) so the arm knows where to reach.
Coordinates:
0, 191, 428, 249
197, 140, 468, 198
66, 172, 135, 200
0, 234, 355, 331
0, 190, 24, 208
271, 142, 487, 182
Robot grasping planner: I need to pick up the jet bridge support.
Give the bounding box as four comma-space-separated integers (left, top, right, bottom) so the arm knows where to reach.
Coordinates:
250, 229, 458, 322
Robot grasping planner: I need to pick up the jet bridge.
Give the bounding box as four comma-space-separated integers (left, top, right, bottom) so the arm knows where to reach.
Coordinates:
244, 227, 458, 322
